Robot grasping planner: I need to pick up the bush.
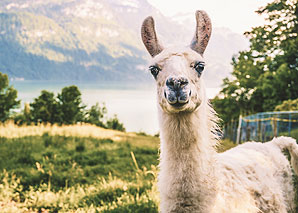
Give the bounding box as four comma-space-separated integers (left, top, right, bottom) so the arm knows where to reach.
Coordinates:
84, 102, 107, 127
106, 115, 126, 132
275, 99, 298, 111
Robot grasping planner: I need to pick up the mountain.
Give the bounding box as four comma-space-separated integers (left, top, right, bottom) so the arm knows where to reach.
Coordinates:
0, 0, 248, 86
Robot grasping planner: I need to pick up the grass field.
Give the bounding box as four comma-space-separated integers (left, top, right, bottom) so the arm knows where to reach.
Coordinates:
0, 123, 236, 212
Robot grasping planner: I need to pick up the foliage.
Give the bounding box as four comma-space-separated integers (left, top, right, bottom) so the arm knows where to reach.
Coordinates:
30, 90, 61, 124
212, 0, 298, 124
57, 86, 85, 124
11, 85, 125, 130
274, 98, 298, 111
106, 115, 126, 132
14, 103, 32, 125
84, 102, 107, 127
0, 72, 20, 122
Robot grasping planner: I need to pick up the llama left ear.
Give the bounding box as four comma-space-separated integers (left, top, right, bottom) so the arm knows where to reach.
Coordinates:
190, 10, 212, 55
141, 16, 164, 57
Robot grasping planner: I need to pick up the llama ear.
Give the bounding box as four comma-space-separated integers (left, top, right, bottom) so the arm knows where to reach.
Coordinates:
141, 16, 164, 57
190, 10, 212, 55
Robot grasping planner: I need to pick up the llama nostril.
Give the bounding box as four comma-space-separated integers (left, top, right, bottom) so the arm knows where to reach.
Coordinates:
166, 78, 175, 88
164, 91, 167, 99
166, 77, 189, 90
180, 78, 189, 87
189, 90, 191, 96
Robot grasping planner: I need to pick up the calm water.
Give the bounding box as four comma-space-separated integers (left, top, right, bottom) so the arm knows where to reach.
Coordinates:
12, 80, 220, 134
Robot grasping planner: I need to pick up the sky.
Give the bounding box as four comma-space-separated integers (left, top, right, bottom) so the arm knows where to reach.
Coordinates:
147, 0, 273, 34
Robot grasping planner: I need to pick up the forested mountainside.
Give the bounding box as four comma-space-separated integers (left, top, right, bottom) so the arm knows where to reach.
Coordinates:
0, 0, 247, 85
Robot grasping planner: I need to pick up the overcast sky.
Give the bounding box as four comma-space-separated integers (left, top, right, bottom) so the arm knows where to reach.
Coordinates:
147, 0, 273, 34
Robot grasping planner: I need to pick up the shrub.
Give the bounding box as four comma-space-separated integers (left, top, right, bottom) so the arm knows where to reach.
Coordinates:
106, 115, 126, 132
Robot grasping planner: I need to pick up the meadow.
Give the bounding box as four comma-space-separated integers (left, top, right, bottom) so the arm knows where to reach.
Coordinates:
0, 122, 235, 212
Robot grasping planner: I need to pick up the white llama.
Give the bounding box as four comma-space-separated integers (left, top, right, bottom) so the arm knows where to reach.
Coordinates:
141, 10, 298, 213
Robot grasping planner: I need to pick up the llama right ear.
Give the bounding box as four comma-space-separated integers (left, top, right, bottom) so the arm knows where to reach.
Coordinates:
190, 10, 212, 55
141, 16, 164, 57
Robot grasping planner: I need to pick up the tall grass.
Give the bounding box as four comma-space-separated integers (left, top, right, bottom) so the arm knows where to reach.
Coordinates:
0, 166, 159, 212
0, 123, 160, 212
0, 123, 241, 212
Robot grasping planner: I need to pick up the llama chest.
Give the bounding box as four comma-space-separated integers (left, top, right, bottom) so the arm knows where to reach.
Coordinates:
158, 154, 217, 212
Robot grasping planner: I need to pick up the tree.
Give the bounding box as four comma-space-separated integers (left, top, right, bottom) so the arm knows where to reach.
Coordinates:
30, 90, 61, 124
14, 102, 32, 125
57, 85, 85, 124
0, 72, 20, 121
84, 103, 107, 127
213, 0, 298, 124
274, 98, 298, 111
106, 115, 125, 132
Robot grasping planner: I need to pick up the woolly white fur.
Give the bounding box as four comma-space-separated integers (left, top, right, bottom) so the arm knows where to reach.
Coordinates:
152, 47, 298, 213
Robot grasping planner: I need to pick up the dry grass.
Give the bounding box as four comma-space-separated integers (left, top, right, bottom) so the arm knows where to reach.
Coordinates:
0, 121, 160, 149
0, 121, 127, 141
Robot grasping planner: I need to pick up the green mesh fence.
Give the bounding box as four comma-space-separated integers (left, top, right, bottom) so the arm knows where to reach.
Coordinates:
224, 111, 298, 143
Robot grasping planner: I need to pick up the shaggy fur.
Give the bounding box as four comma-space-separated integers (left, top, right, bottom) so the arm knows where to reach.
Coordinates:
141, 10, 298, 213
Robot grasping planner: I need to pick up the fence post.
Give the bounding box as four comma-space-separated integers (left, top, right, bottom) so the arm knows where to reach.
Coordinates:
236, 115, 242, 144
276, 113, 279, 136
288, 113, 292, 136
273, 117, 277, 137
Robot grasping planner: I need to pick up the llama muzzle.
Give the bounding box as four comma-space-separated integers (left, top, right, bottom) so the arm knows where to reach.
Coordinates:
164, 76, 190, 108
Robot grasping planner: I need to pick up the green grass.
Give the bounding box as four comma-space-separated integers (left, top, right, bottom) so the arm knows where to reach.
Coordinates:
279, 128, 298, 141
0, 132, 160, 212
0, 133, 159, 191
4, 130, 293, 212
217, 139, 237, 152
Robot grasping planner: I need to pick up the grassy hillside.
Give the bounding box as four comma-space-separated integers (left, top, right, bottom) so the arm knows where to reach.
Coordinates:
0, 123, 160, 212
0, 123, 237, 212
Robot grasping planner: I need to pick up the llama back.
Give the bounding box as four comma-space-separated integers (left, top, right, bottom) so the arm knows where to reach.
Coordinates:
271, 136, 298, 175
215, 137, 297, 212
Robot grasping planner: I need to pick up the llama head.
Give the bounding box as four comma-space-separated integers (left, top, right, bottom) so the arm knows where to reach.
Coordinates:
141, 10, 212, 114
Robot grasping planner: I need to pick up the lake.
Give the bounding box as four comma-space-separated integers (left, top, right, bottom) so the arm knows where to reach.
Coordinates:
12, 80, 220, 134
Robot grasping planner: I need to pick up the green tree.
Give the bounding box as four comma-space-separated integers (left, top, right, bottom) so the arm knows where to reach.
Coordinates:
0, 72, 20, 121
57, 86, 85, 124
30, 90, 61, 124
85, 103, 107, 127
14, 103, 32, 125
213, 0, 298, 124
274, 99, 298, 111
106, 115, 125, 132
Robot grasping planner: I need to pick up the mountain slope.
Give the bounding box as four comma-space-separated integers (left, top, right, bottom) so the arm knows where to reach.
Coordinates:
0, 0, 248, 86
0, 0, 148, 81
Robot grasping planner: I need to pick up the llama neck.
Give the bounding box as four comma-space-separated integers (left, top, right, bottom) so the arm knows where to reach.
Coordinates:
158, 105, 218, 212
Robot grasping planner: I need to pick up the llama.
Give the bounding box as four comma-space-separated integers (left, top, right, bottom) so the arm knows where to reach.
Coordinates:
141, 10, 298, 213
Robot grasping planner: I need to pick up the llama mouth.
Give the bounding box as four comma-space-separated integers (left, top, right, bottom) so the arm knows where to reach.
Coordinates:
165, 89, 190, 108
170, 101, 189, 108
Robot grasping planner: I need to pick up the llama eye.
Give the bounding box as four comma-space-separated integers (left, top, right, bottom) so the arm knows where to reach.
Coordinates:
149, 65, 161, 78
194, 62, 205, 77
